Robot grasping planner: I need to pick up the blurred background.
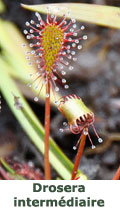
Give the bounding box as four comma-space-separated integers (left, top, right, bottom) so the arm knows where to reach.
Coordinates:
0, 0, 120, 180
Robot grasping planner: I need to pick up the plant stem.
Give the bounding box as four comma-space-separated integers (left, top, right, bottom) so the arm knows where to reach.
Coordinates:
44, 79, 51, 180
112, 166, 120, 180
71, 133, 86, 180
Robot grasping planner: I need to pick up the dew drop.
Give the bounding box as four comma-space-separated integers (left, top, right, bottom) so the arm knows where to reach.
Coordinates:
70, 28, 74, 32
73, 24, 76, 29
62, 51, 66, 55
68, 55, 72, 59
92, 145, 96, 149
25, 51, 30, 55
73, 146, 77, 150
28, 161, 34, 167
35, 85, 38, 89
73, 57, 77, 61
73, 32, 77, 36
63, 122, 67, 126
53, 76, 57, 80
34, 96, 38, 102
51, 14, 54, 18
62, 79, 66, 84
36, 72, 41, 76
81, 25, 85, 30
36, 60, 40, 63
27, 83, 32, 87
63, 34, 66, 39
39, 53, 42, 57
71, 18, 76, 23
65, 61, 69, 65
35, 12, 39, 17
59, 128, 64, 132
83, 35, 87, 40
30, 29, 33, 33
61, 71, 66, 75
68, 38, 72, 41
30, 43, 33, 47
71, 51, 75, 55
69, 66, 73, 70
54, 101, 58, 105
64, 85, 69, 89
55, 87, 59, 92
29, 73, 33, 77
98, 138, 103, 143
28, 62, 32, 65
30, 20, 35, 24
25, 21, 30, 26
67, 49, 70, 54
31, 50, 35, 54
26, 35, 31, 39
21, 43, 26, 47
46, 93, 49, 98
66, 11, 70, 16
75, 39, 79, 44
23, 30, 28, 34
72, 43, 76, 47
67, 45, 71, 50
83, 130, 88, 135
37, 42, 40, 45
78, 45, 82, 50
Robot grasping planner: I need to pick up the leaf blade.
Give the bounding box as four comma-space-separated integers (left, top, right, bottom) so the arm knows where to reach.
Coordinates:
21, 3, 120, 29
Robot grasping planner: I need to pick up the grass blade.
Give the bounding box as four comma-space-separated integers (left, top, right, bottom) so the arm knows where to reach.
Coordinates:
21, 3, 120, 29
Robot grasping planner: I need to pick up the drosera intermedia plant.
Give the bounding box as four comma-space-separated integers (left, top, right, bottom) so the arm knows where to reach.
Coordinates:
58, 94, 103, 180
22, 5, 87, 180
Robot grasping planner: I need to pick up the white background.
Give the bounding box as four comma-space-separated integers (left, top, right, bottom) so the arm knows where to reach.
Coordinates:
0, 181, 119, 210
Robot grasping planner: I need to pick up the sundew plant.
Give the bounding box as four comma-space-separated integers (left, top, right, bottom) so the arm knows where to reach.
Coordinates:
23, 6, 87, 180
0, 2, 120, 180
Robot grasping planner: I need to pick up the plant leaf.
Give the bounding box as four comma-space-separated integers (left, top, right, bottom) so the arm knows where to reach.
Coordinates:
21, 3, 120, 29
0, 0, 5, 13
0, 19, 60, 105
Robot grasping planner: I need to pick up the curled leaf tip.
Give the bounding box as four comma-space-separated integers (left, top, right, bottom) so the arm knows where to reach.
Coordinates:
58, 94, 103, 149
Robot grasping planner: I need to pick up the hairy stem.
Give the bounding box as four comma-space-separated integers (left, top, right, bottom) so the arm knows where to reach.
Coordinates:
44, 79, 51, 180
112, 166, 120, 180
71, 133, 86, 180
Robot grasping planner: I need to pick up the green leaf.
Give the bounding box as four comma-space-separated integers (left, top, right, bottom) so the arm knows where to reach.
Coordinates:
0, 60, 88, 180
21, 3, 120, 29
0, 0, 5, 13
